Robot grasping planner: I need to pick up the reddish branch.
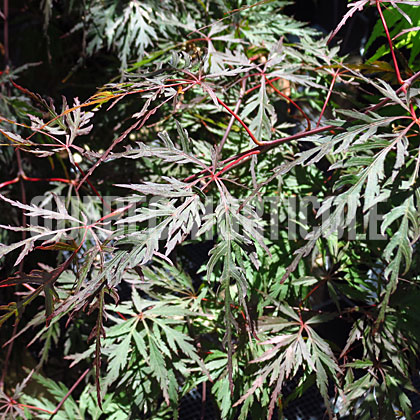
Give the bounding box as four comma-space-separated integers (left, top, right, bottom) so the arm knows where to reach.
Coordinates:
316, 69, 341, 128
245, 76, 284, 95
214, 150, 261, 179
50, 368, 90, 419
0, 175, 76, 190
242, 73, 312, 129
216, 96, 264, 146
376, 0, 404, 86
216, 77, 247, 158
186, 68, 420, 183
213, 75, 311, 146
0, 321, 17, 391
0, 161, 112, 210
264, 76, 311, 131
26, 82, 189, 141
76, 81, 191, 190
366, 70, 420, 113
73, 161, 112, 211
183, 124, 336, 183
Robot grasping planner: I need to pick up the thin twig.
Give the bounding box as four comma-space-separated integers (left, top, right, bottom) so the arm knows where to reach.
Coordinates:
316, 70, 340, 128
183, 124, 336, 182
49, 368, 90, 419
216, 77, 247, 159
200, 381, 206, 420
366, 69, 420, 113
216, 96, 263, 146
265, 76, 312, 131
16, 149, 27, 273
0, 321, 18, 391
376, 0, 404, 85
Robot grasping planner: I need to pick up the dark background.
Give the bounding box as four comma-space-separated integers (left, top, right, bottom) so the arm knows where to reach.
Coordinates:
4, 0, 377, 99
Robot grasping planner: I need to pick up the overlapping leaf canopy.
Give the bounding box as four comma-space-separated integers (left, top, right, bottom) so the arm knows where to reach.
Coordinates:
1, 1, 420, 419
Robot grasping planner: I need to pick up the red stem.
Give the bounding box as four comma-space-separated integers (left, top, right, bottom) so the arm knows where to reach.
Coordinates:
16, 150, 26, 272
216, 77, 247, 158
50, 368, 90, 418
0, 321, 17, 391
316, 70, 340, 128
264, 76, 311, 131
73, 161, 112, 211
0, 175, 75, 190
0, 177, 19, 189
199, 68, 420, 181
214, 150, 260, 178
216, 96, 263, 146
201, 381, 207, 420
207, 74, 313, 148
366, 70, 420, 113
300, 278, 328, 305
183, 124, 336, 183
245, 76, 284, 95
23, 175, 75, 184
18, 403, 54, 414
259, 124, 336, 147
376, 0, 404, 85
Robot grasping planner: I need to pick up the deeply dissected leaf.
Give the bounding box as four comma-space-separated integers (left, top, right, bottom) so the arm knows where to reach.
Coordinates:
3, 1, 420, 419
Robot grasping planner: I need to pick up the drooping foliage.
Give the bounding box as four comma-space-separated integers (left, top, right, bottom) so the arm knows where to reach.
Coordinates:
1, 1, 420, 419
